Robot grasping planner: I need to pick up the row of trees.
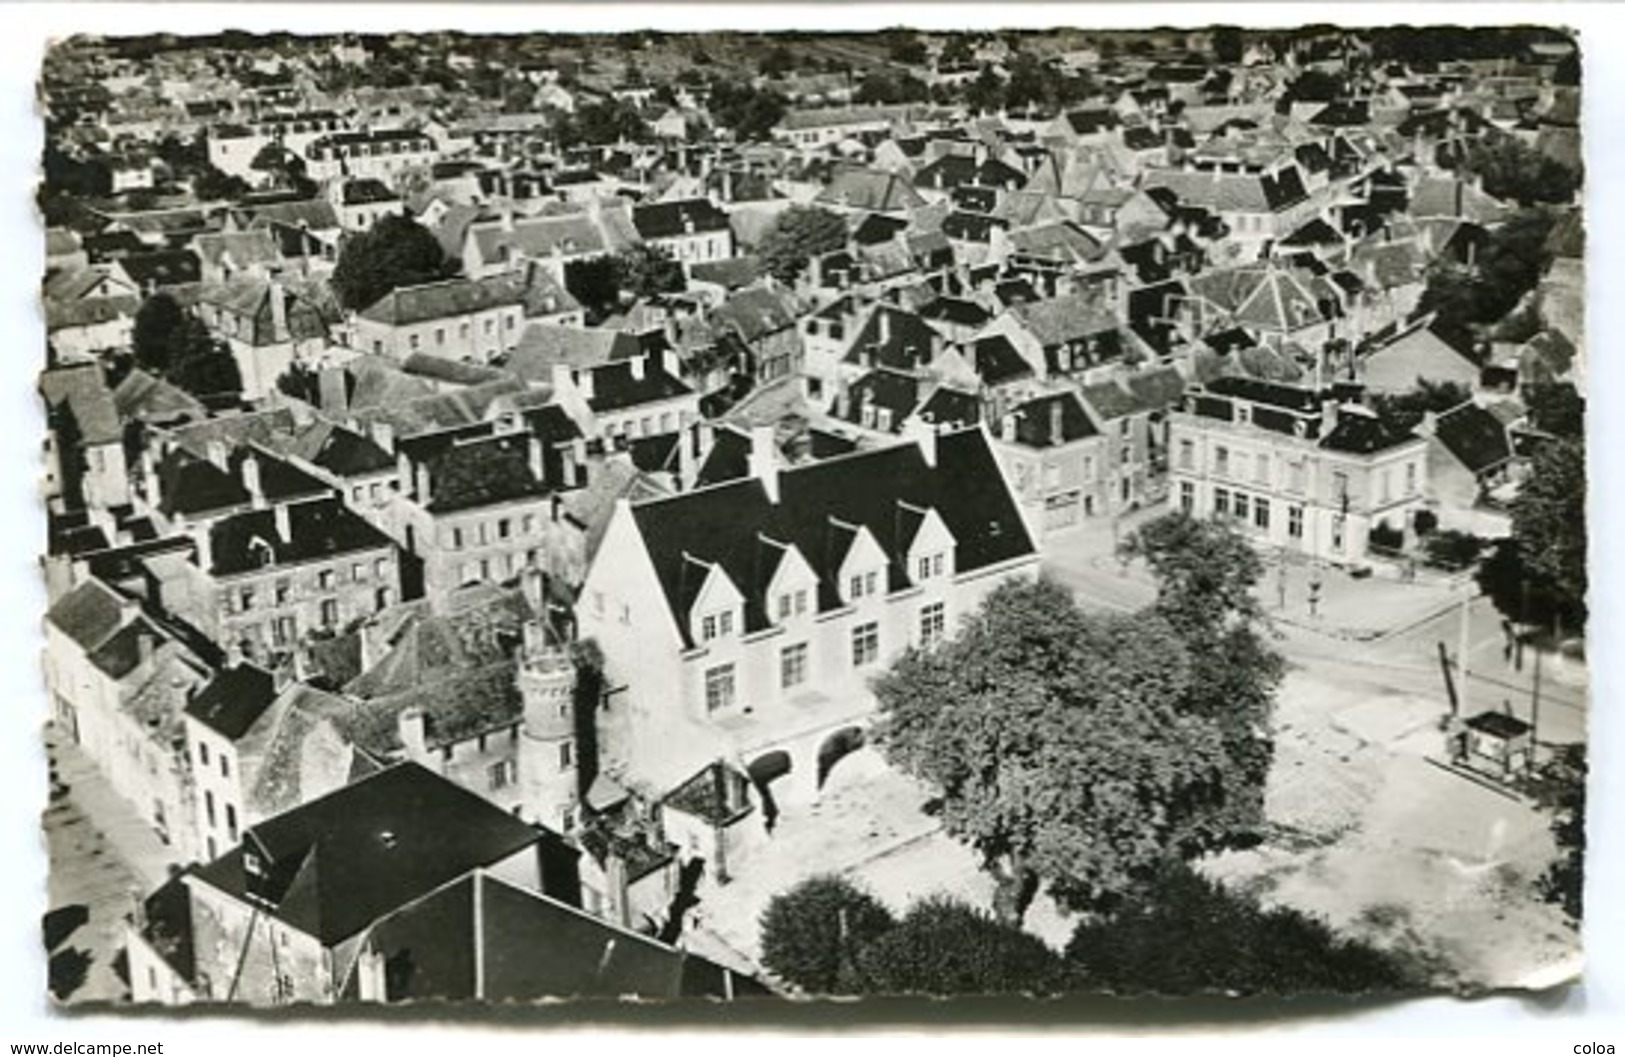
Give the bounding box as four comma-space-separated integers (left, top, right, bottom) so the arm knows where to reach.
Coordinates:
761, 868, 1425, 997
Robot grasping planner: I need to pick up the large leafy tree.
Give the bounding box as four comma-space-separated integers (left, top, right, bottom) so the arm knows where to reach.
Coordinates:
1458, 136, 1582, 207
1512, 437, 1587, 626
707, 80, 788, 142
1065, 865, 1425, 994
758, 876, 895, 994
756, 205, 847, 284
1416, 208, 1557, 345
874, 571, 1271, 923
1368, 378, 1473, 434
1121, 513, 1284, 851
130, 292, 243, 399
843, 897, 1066, 996
555, 99, 650, 149
1530, 743, 1586, 925
609, 243, 685, 301
331, 213, 459, 313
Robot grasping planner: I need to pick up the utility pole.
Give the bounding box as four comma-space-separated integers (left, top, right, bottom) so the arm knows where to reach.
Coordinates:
1456, 591, 1472, 720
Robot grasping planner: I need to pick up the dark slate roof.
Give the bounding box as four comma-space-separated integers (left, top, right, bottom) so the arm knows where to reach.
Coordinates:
915, 387, 982, 429
630, 197, 731, 239
46, 577, 129, 651
694, 427, 752, 489
1319, 407, 1420, 455
302, 423, 397, 477
358, 275, 528, 327
359, 871, 761, 1001
425, 433, 550, 514
85, 616, 167, 681
1433, 401, 1514, 475
971, 335, 1034, 386
119, 250, 201, 289
585, 357, 694, 414
919, 296, 992, 328
851, 211, 908, 246
840, 368, 923, 429
1005, 392, 1099, 448
631, 428, 1035, 648
185, 663, 278, 740
191, 762, 541, 946
207, 497, 394, 576
1205, 375, 1323, 413
844, 304, 941, 371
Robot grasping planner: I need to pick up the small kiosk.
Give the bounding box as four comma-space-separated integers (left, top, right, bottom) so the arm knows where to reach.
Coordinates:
1447, 709, 1535, 778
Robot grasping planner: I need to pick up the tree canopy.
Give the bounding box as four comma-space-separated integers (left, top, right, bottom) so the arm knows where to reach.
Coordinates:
554, 99, 650, 149
844, 896, 1066, 996
874, 523, 1281, 923
1529, 743, 1585, 925
330, 212, 460, 313
758, 876, 895, 994
131, 293, 243, 400
1368, 378, 1473, 434
756, 205, 848, 284
707, 80, 788, 142
609, 242, 686, 301
1415, 208, 1558, 346
1510, 436, 1587, 625
1458, 136, 1582, 207
1065, 865, 1426, 994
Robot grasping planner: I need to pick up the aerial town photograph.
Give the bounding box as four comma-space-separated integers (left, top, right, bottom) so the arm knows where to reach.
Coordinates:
31, 21, 1587, 1011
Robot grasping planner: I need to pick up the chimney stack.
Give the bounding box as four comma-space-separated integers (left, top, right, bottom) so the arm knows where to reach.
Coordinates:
1001, 411, 1019, 443
575, 367, 596, 402
370, 420, 395, 454
630, 353, 647, 381
747, 424, 780, 503
1050, 399, 1065, 446
206, 439, 228, 471
268, 278, 289, 341
877, 308, 892, 347
242, 451, 264, 507
415, 462, 432, 503
528, 435, 546, 482
273, 503, 292, 544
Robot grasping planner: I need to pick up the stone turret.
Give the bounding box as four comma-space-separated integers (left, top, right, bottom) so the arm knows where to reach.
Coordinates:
517, 617, 578, 832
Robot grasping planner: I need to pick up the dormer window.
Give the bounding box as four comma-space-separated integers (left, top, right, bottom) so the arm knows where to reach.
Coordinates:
701, 610, 734, 641
776, 589, 809, 622
848, 571, 878, 601
916, 553, 946, 582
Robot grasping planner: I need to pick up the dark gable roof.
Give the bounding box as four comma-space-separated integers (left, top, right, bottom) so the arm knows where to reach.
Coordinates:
358, 275, 528, 326
425, 433, 549, 514
972, 335, 1034, 386
1007, 392, 1099, 448
307, 424, 397, 477
191, 762, 540, 946
119, 250, 202, 288
359, 871, 762, 1001
1434, 401, 1514, 475
85, 616, 166, 681
46, 577, 129, 651
1319, 407, 1419, 455
631, 197, 731, 240
586, 357, 694, 414
844, 305, 941, 371
185, 663, 279, 740
841, 368, 923, 428
915, 386, 982, 429
207, 497, 394, 576
852, 212, 908, 246
631, 428, 1035, 648
1204, 375, 1323, 413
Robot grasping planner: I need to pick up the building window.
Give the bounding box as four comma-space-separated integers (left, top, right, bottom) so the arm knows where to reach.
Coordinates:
489, 760, 515, 790
702, 610, 734, 641
852, 622, 880, 668
226, 804, 238, 842
1331, 518, 1346, 553
1214, 445, 1229, 477
704, 664, 736, 713
204, 790, 216, 828
1406, 462, 1418, 496
498, 518, 511, 540
781, 642, 808, 689
198, 742, 210, 767
317, 569, 334, 591
352, 562, 366, 582
849, 570, 878, 601
435, 328, 445, 346
1233, 492, 1250, 524
1213, 487, 1231, 518
452, 527, 465, 549
920, 602, 947, 649
239, 587, 255, 612
375, 558, 389, 579
559, 741, 574, 770
1255, 454, 1270, 485
916, 553, 946, 582
320, 599, 339, 628
274, 580, 290, 605
1288, 505, 1304, 540
220, 754, 230, 779
1179, 481, 1195, 514
1254, 498, 1271, 530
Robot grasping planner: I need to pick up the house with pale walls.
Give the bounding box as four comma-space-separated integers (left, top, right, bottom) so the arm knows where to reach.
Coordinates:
974, 292, 1144, 385
193, 277, 335, 401
988, 388, 1112, 538
548, 347, 702, 446
46, 297, 140, 363
1076, 366, 1188, 513
125, 762, 574, 1006
302, 127, 438, 184
352, 275, 533, 364
630, 197, 735, 268
458, 209, 612, 283
206, 110, 348, 180
576, 424, 1039, 853
40, 364, 130, 513
1140, 164, 1320, 262
1360, 314, 1482, 394
180, 663, 364, 863
329, 177, 403, 233
44, 577, 213, 864
1166, 376, 1430, 562
382, 408, 590, 604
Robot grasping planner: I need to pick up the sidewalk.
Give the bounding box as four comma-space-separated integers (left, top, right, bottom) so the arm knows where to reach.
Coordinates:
46, 728, 180, 893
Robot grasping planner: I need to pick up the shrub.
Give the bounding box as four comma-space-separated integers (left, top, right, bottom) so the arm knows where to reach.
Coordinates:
758, 876, 895, 994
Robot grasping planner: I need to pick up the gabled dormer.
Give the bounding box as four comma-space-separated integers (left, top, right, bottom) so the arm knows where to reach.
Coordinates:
761, 535, 816, 626
835, 521, 889, 607
898, 501, 957, 586
685, 554, 744, 647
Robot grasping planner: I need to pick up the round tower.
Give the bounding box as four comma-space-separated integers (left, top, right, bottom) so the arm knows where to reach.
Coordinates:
517, 618, 579, 833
